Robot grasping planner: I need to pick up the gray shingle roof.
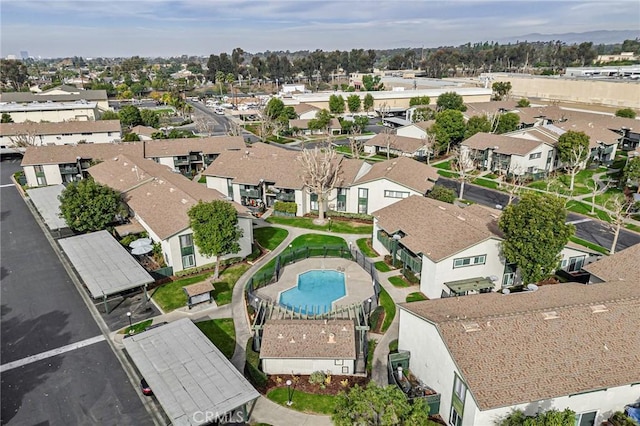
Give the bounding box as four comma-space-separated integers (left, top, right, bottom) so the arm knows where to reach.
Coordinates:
400, 281, 640, 410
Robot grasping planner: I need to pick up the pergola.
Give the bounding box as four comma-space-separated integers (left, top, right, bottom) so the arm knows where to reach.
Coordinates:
26, 185, 68, 232
58, 230, 154, 313
445, 277, 495, 296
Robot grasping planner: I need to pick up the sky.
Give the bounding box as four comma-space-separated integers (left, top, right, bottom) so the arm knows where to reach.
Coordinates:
1, 0, 639, 58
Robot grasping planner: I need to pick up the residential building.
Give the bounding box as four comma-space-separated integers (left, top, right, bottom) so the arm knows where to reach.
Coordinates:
582, 243, 640, 284
202, 143, 439, 216
461, 132, 556, 176
397, 281, 640, 426
129, 125, 157, 141
0, 100, 101, 123
19, 136, 245, 187
395, 120, 433, 139
259, 319, 356, 376
0, 120, 121, 153
0, 85, 110, 111
371, 196, 599, 297
88, 155, 253, 274
363, 132, 431, 158
289, 118, 342, 136
293, 103, 320, 120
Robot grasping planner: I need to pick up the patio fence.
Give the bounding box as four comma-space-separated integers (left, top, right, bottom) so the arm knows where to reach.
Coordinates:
246, 245, 381, 314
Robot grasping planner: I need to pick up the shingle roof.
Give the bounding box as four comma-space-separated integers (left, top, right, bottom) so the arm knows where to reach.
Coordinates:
293, 103, 319, 116
515, 105, 566, 124
400, 281, 640, 410
464, 101, 517, 118
289, 118, 342, 130
20, 136, 243, 167
259, 319, 356, 360
0, 120, 121, 136
462, 132, 547, 156
0, 88, 108, 103
582, 243, 640, 282
373, 195, 502, 261
89, 155, 250, 240
129, 125, 157, 138
353, 157, 439, 194
554, 120, 622, 147
364, 133, 427, 154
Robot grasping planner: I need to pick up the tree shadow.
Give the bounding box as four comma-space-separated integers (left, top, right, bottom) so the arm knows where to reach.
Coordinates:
1, 307, 71, 424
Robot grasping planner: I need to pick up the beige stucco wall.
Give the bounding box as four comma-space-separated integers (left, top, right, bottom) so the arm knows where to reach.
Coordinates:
491, 75, 640, 109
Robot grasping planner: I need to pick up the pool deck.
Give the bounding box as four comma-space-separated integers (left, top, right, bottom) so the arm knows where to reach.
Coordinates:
254, 258, 374, 311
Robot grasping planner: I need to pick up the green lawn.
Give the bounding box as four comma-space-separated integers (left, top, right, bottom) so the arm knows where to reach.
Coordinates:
356, 238, 378, 258
266, 387, 336, 415
433, 160, 452, 170
388, 339, 398, 353
374, 261, 392, 272
593, 187, 624, 206
152, 263, 250, 311
266, 216, 372, 234
388, 275, 410, 288
254, 227, 289, 250
437, 170, 458, 178
198, 176, 206, 184
406, 292, 428, 303
379, 287, 396, 333
569, 236, 609, 255
565, 200, 611, 223
626, 223, 640, 233
471, 178, 499, 190
195, 318, 236, 359
122, 319, 153, 335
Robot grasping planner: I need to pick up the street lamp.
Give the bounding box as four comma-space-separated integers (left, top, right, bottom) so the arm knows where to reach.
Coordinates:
367, 298, 373, 315
328, 217, 332, 232
286, 379, 293, 406
392, 234, 402, 268
126, 311, 132, 332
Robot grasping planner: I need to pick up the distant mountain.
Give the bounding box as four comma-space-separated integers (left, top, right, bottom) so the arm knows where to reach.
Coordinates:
498, 29, 639, 45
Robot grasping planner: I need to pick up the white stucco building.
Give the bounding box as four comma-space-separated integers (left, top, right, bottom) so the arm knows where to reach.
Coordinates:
397, 281, 640, 426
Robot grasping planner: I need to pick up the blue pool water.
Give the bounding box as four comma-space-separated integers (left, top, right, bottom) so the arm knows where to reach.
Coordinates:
279, 270, 346, 314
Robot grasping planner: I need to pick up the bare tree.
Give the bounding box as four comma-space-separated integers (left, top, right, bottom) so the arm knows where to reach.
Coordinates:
499, 165, 526, 205
421, 131, 436, 165
298, 145, 341, 223
193, 115, 215, 136
451, 146, 472, 200
586, 176, 611, 215
8, 122, 39, 147
605, 194, 635, 254
562, 142, 589, 192
225, 121, 243, 137
348, 137, 362, 159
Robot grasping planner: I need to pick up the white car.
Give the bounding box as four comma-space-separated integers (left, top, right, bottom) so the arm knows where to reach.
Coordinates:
214, 108, 225, 115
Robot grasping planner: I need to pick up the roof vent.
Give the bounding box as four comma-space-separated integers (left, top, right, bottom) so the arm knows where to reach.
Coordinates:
277, 333, 283, 339
590, 304, 608, 313
462, 322, 481, 332
542, 311, 560, 320
290, 338, 296, 343
457, 215, 466, 221
169, 187, 175, 192
181, 198, 188, 204
328, 333, 336, 344
302, 334, 306, 340
438, 206, 446, 210
320, 329, 326, 334
341, 326, 348, 332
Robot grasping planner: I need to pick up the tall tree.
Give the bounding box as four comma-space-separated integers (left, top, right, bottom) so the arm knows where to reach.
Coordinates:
557, 130, 590, 191
465, 115, 492, 139
332, 382, 435, 426
58, 179, 124, 232
362, 75, 383, 91
409, 96, 430, 107
605, 195, 636, 254
1, 113, 13, 123
329, 94, 346, 114
363, 93, 374, 112
436, 91, 467, 112
140, 109, 159, 128
346, 94, 361, 113
492, 81, 512, 100
498, 192, 574, 285
432, 109, 466, 155
118, 105, 143, 128
623, 156, 640, 192
187, 200, 243, 279
0, 59, 29, 91
615, 108, 636, 119
298, 146, 341, 222
494, 112, 520, 134
498, 408, 576, 426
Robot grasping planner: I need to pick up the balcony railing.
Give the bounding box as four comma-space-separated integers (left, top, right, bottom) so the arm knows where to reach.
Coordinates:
276, 192, 295, 202
59, 166, 79, 175
174, 158, 190, 166
240, 188, 261, 198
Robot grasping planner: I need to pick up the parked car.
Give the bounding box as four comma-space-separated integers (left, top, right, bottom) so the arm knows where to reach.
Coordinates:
140, 378, 153, 396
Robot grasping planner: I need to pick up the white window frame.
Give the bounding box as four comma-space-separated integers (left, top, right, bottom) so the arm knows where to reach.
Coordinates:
449, 406, 462, 426
453, 255, 486, 269
182, 254, 195, 269
575, 411, 597, 426
384, 190, 410, 199
529, 152, 541, 159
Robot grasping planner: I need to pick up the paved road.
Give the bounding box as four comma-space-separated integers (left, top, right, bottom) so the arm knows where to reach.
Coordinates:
0, 158, 152, 425
438, 177, 640, 252
187, 100, 262, 142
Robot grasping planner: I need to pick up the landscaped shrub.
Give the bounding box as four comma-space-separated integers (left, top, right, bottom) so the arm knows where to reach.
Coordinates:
273, 201, 297, 215
369, 306, 385, 333
174, 257, 242, 277
308, 210, 373, 222
245, 337, 267, 390
402, 269, 419, 284
309, 371, 327, 388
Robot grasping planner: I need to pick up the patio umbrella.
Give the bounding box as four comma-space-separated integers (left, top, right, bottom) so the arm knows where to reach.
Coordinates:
131, 245, 154, 255
129, 238, 152, 249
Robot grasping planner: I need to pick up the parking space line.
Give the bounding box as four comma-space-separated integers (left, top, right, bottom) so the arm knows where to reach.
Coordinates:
0, 335, 106, 373
0, 183, 16, 188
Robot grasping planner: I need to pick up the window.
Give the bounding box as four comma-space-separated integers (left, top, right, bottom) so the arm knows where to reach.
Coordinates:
310, 193, 318, 211
575, 411, 597, 426
453, 374, 466, 403
34, 165, 47, 186
358, 188, 368, 214
342, 366, 349, 374
449, 406, 462, 426
453, 255, 486, 268
449, 374, 466, 426
384, 190, 410, 199
180, 234, 195, 269
334, 360, 343, 365
529, 152, 542, 159
567, 256, 585, 272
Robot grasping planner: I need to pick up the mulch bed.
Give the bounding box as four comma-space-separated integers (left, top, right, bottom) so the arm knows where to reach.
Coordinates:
266, 374, 369, 396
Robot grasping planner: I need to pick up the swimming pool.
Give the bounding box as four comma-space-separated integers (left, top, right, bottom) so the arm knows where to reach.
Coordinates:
279, 270, 346, 314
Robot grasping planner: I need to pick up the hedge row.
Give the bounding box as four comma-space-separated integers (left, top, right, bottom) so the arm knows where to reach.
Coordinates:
307, 210, 373, 222
174, 257, 242, 277
244, 337, 267, 390
273, 201, 297, 215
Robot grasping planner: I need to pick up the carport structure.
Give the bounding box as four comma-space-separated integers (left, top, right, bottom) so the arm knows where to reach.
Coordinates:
26, 185, 68, 233
58, 230, 154, 313
123, 318, 260, 425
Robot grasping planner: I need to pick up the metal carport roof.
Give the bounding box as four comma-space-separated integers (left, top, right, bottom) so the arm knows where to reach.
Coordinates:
58, 230, 154, 299
26, 185, 68, 231
123, 319, 259, 426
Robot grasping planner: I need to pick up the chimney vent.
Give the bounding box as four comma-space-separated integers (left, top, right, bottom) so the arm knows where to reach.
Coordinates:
328, 333, 336, 344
